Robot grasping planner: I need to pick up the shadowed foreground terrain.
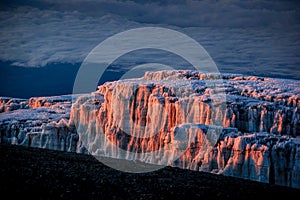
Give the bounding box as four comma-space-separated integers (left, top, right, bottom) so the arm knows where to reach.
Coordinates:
0, 144, 299, 200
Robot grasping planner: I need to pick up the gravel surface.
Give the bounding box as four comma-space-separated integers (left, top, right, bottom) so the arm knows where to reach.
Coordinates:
1, 144, 299, 199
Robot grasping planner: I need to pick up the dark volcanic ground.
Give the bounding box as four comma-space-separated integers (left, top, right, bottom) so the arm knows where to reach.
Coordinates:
1, 144, 299, 199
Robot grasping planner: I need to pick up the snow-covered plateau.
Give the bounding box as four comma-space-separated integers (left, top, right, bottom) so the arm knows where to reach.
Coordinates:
1, 70, 299, 188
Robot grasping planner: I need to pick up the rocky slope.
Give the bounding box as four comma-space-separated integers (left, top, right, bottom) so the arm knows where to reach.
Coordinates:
1, 144, 300, 200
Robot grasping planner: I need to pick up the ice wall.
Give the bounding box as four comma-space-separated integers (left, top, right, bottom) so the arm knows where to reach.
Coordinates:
69, 70, 299, 188
1, 70, 299, 188
0, 97, 28, 113
0, 95, 78, 151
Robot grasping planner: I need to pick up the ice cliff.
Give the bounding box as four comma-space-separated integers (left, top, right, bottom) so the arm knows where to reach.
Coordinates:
0, 70, 299, 188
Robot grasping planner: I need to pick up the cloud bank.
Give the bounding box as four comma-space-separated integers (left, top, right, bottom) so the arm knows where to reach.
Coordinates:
15, 0, 299, 28
0, 6, 139, 66
0, 0, 299, 79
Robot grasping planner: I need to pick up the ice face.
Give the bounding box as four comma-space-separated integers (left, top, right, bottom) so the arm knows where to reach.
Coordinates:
0, 70, 299, 188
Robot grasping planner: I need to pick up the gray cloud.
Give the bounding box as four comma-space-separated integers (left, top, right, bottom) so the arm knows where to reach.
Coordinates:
0, 6, 139, 66
0, 0, 299, 79
3, 0, 300, 28
16, 0, 298, 28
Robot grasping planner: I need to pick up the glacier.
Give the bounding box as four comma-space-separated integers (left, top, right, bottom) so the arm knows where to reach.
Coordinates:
0, 70, 299, 189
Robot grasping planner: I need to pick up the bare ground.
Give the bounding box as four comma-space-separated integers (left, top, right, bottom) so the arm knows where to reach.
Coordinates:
0, 144, 299, 200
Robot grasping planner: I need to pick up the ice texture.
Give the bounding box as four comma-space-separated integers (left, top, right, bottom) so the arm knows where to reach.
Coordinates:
1, 70, 299, 188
